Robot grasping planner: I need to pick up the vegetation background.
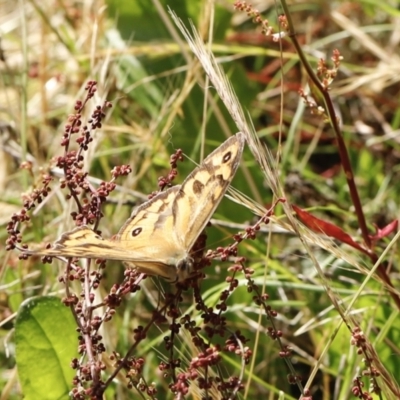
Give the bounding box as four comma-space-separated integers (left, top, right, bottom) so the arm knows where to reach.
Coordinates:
1, 0, 400, 399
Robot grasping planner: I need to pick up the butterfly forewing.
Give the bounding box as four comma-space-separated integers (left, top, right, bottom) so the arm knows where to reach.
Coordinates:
27, 226, 127, 260
116, 185, 189, 279
172, 132, 245, 251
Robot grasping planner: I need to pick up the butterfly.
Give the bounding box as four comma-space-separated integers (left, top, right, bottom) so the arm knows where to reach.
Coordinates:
26, 132, 245, 282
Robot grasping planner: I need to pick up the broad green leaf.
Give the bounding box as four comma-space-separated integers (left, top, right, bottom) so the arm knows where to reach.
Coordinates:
15, 296, 78, 400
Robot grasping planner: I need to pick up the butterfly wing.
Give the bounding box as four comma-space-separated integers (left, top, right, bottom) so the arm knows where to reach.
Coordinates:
115, 133, 245, 280
116, 185, 188, 280
172, 132, 245, 251
26, 186, 183, 281
26, 133, 245, 283
26, 226, 126, 259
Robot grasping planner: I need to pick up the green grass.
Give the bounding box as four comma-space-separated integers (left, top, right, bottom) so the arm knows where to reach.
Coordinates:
1, 0, 400, 399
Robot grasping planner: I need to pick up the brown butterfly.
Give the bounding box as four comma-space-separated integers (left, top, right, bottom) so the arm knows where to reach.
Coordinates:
26, 133, 245, 282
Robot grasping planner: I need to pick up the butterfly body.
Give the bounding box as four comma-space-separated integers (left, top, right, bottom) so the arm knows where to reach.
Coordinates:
26, 133, 245, 282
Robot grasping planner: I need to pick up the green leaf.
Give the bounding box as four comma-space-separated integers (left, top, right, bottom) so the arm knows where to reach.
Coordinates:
15, 296, 78, 400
